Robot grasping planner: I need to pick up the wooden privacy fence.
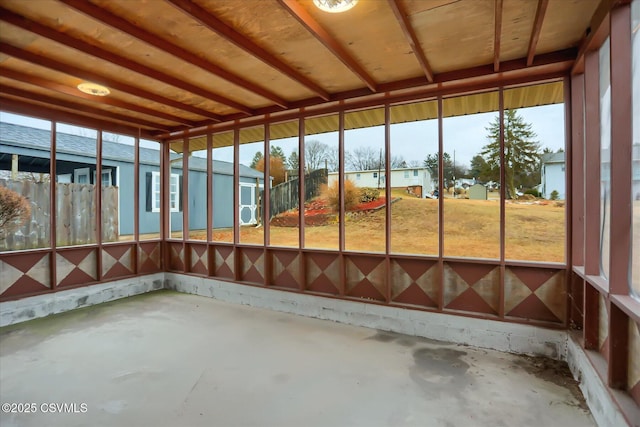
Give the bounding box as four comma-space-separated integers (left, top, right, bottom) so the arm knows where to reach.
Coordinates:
0, 179, 118, 251
268, 168, 327, 218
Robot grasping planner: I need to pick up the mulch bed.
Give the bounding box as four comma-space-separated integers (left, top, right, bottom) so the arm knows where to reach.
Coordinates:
271, 197, 389, 227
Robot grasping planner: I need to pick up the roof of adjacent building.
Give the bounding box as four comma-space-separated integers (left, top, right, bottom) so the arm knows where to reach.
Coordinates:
0, 122, 263, 178
541, 151, 565, 164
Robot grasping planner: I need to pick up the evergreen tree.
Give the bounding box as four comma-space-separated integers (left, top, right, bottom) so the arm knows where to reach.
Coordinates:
482, 109, 540, 199
270, 145, 287, 163
249, 151, 263, 169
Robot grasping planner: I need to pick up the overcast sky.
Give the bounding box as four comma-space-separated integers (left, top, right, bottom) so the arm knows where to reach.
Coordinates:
1, 103, 566, 171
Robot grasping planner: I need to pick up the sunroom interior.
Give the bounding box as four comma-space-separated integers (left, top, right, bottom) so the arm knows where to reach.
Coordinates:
0, 0, 639, 426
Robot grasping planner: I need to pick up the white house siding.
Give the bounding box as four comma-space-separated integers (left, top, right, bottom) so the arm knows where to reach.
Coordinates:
328, 168, 433, 195
542, 162, 565, 200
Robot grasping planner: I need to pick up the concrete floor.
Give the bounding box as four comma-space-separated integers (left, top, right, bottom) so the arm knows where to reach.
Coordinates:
0, 290, 595, 427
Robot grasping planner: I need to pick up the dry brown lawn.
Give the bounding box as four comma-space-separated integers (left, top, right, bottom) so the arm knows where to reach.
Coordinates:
188, 191, 566, 263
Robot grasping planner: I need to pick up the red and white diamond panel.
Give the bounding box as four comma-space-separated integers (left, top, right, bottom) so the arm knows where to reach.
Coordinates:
240, 248, 264, 285
0, 252, 50, 298
504, 267, 566, 324
599, 293, 610, 362
102, 245, 134, 279
169, 243, 185, 271
213, 246, 234, 279
628, 319, 640, 405
271, 250, 300, 289
305, 253, 340, 295
443, 263, 499, 316
56, 248, 96, 287
390, 258, 437, 308
189, 244, 208, 276
138, 242, 161, 274
345, 255, 386, 302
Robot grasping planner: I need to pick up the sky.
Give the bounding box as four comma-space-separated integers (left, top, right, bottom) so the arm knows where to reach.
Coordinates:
1, 103, 566, 171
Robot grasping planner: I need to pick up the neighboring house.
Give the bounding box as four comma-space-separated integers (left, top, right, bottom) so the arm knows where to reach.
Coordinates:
327, 167, 433, 196
0, 123, 266, 235
540, 151, 566, 200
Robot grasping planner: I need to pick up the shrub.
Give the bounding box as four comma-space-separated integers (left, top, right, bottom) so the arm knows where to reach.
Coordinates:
550, 190, 559, 201
0, 186, 31, 239
524, 189, 540, 198
320, 179, 358, 211
359, 187, 380, 203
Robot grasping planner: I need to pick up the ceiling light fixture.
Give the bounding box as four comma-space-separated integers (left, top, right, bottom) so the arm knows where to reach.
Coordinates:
313, 0, 358, 13
77, 82, 110, 96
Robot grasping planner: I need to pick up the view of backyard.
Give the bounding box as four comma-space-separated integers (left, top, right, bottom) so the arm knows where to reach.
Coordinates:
193, 188, 565, 263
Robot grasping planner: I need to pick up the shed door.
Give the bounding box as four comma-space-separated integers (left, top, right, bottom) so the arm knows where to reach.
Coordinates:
239, 183, 257, 225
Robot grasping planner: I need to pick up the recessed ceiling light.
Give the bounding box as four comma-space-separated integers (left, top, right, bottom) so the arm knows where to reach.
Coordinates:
313, 0, 358, 13
77, 82, 110, 96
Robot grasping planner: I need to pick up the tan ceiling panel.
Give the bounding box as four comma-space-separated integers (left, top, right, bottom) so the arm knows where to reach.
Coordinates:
407, 0, 495, 73
500, 0, 538, 62
0, 0, 269, 111
296, 0, 424, 84
93, 0, 318, 102
198, 0, 364, 93
536, 0, 599, 56
0, 57, 202, 123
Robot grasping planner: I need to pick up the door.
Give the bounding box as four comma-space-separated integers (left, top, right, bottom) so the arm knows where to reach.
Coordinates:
239, 183, 257, 225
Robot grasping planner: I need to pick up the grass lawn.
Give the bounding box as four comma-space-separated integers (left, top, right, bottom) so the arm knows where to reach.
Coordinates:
190, 191, 566, 263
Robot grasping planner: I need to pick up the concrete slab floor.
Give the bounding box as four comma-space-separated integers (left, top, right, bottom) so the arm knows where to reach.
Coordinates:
0, 290, 595, 427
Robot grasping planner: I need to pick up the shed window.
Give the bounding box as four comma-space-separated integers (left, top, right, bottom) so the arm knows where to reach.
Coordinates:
149, 171, 180, 213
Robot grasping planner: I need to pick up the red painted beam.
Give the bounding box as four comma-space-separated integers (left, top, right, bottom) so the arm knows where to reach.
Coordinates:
278, 0, 378, 91
0, 8, 250, 116
386, 0, 434, 82
59, 0, 289, 109
526, 0, 549, 66
167, 0, 330, 101
0, 68, 196, 127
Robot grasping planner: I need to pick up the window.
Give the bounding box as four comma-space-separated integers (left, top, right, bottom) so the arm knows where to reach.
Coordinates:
74, 167, 90, 184
404, 170, 409, 178
150, 171, 180, 213
373, 172, 378, 178
600, 38, 611, 278
632, 0, 640, 298
413, 169, 418, 177
356, 173, 361, 180
93, 169, 112, 187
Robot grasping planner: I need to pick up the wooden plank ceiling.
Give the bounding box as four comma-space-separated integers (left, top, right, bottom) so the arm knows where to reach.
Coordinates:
0, 0, 600, 142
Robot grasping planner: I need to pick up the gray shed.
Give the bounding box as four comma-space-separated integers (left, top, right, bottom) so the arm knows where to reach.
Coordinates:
468, 183, 488, 200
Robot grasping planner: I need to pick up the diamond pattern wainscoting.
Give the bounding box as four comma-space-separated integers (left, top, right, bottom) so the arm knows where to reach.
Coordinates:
390, 257, 438, 309
504, 266, 566, 324
56, 247, 97, 288
102, 244, 134, 280
239, 247, 264, 285
169, 243, 185, 272
0, 251, 51, 298
188, 243, 208, 276
345, 255, 386, 302
138, 242, 161, 274
443, 262, 499, 316
213, 245, 234, 280
629, 319, 640, 405
269, 249, 300, 290
599, 293, 610, 362
305, 252, 340, 296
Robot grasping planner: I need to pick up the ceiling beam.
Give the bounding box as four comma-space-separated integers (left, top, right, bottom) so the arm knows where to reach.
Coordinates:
0, 8, 251, 115
0, 68, 194, 127
0, 42, 222, 124
571, 0, 613, 74
166, 0, 330, 101
59, 0, 289, 109
278, 0, 378, 90
494, 0, 503, 72
526, 0, 549, 66
161, 49, 575, 140
0, 85, 172, 132
0, 96, 159, 139
386, 0, 434, 83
